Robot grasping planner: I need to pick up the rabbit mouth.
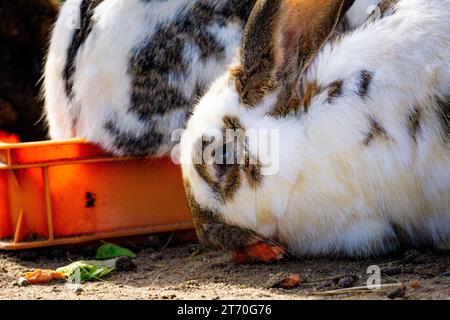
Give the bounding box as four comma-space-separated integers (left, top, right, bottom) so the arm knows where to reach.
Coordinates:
195, 211, 260, 251
184, 182, 259, 251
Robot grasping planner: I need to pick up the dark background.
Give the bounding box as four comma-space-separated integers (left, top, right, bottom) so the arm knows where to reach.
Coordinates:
0, 0, 59, 141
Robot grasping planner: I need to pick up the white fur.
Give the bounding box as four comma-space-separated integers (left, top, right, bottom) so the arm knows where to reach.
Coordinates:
181, 0, 450, 256
44, 0, 82, 139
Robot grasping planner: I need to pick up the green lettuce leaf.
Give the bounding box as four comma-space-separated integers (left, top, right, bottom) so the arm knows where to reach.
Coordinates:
56, 259, 116, 283
96, 242, 136, 259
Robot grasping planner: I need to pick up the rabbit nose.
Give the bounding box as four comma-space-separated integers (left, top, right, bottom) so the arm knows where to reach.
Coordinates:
185, 182, 256, 251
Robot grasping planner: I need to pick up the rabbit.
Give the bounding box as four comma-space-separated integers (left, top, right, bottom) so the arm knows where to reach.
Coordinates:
179, 0, 450, 257
44, 0, 364, 156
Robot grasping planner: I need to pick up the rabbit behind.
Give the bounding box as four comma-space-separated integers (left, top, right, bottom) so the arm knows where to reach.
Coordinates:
44, 0, 258, 156
180, 0, 450, 256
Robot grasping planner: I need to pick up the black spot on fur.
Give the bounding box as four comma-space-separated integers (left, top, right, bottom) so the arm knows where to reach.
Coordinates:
220, 0, 258, 23
244, 154, 262, 189
128, 0, 255, 120
327, 80, 344, 103
363, 117, 388, 146
436, 95, 450, 144
357, 70, 373, 97
408, 106, 422, 143
104, 120, 164, 157
64, 0, 104, 99
223, 115, 243, 131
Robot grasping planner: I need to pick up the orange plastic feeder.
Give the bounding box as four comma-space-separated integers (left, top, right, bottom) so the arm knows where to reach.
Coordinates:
0, 139, 193, 250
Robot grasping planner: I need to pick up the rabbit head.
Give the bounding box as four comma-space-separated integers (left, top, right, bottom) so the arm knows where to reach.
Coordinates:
180, 0, 350, 250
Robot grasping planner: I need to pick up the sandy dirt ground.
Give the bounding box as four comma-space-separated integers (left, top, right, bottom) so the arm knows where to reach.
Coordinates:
0, 233, 449, 300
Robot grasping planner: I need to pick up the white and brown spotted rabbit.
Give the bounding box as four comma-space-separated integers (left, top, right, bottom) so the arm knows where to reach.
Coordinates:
44, 0, 364, 156
180, 0, 450, 257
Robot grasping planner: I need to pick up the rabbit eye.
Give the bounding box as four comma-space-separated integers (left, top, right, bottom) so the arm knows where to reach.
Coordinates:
221, 143, 233, 164
211, 143, 232, 164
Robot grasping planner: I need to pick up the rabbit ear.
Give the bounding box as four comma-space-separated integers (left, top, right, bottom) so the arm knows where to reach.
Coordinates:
232, 0, 347, 109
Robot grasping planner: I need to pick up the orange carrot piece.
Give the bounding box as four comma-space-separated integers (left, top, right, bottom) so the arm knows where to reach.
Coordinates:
24, 269, 66, 285
232, 242, 285, 264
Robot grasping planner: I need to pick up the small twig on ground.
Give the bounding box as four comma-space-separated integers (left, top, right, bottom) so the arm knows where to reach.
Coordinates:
310, 283, 403, 296
383, 274, 402, 284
